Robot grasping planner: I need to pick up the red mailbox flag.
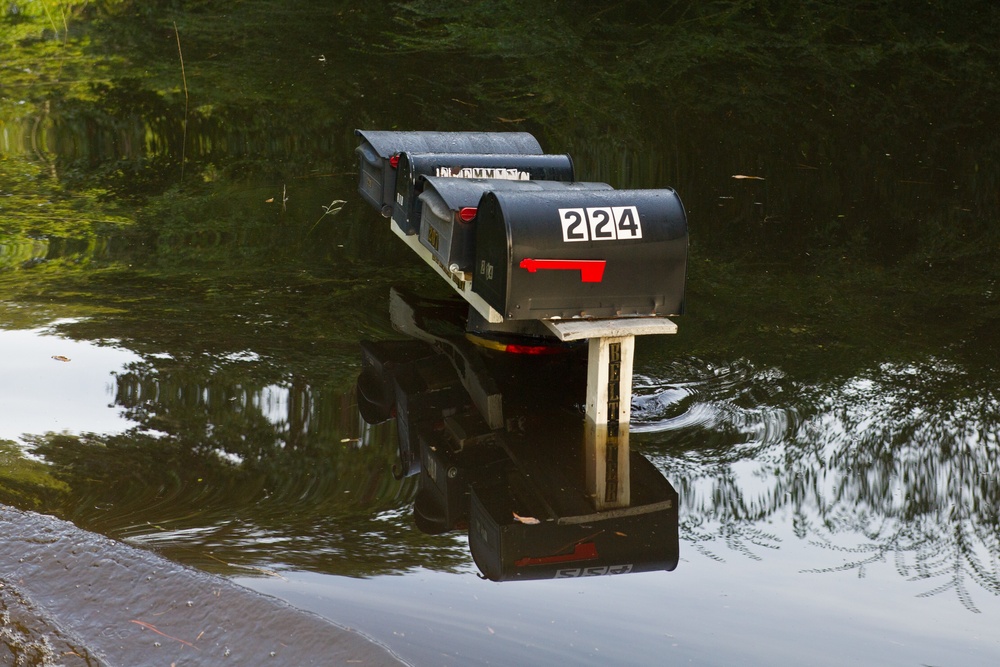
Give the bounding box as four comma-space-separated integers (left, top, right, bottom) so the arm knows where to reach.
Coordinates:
519, 258, 606, 283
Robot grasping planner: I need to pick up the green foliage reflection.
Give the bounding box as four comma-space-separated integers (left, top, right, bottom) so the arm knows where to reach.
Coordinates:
18, 395, 468, 577
0, 440, 71, 508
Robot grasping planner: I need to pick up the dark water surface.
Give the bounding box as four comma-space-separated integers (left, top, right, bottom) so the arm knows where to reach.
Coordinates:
2, 2, 1000, 665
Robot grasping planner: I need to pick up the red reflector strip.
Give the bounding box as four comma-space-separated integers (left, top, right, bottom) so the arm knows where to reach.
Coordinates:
515, 542, 599, 568
503, 343, 561, 355
465, 334, 564, 355
519, 258, 606, 283
458, 207, 477, 222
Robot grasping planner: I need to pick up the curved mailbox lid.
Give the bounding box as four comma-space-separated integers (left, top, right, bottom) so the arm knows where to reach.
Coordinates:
418, 178, 612, 273
355, 130, 543, 159
393, 152, 575, 234
472, 188, 688, 321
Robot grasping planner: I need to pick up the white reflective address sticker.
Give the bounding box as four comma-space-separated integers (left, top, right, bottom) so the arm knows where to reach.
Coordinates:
560, 208, 588, 242
559, 207, 642, 242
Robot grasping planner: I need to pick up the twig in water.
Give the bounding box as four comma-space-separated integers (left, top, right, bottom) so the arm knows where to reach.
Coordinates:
308, 199, 346, 234
174, 21, 189, 179
130, 620, 200, 650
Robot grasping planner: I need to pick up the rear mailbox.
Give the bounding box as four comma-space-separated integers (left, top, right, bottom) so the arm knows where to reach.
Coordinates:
393, 152, 575, 234
418, 178, 613, 278
354, 130, 543, 217
472, 189, 688, 320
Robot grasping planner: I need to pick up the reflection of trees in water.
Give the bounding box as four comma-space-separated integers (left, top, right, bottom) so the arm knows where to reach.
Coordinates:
0, 440, 71, 508
12, 359, 469, 578
638, 357, 1000, 611
803, 360, 1000, 611
805, 512, 1000, 613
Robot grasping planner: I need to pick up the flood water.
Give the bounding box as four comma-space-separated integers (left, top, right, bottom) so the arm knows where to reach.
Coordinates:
2, 2, 1000, 665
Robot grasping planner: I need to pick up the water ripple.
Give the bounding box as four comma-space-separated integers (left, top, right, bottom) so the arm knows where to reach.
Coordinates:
631, 358, 802, 451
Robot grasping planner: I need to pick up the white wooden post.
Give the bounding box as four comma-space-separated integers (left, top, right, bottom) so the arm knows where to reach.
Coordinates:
585, 335, 635, 426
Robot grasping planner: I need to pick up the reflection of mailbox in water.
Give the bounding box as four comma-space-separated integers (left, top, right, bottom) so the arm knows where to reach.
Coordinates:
358, 339, 472, 478
473, 189, 688, 320
468, 453, 679, 582
356, 290, 681, 582
354, 130, 543, 217
392, 152, 575, 235
418, 178, 613, 277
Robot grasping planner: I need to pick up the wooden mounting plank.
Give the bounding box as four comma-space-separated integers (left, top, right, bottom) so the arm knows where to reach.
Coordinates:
390, 219, 505, 323
543, 317, 677, 342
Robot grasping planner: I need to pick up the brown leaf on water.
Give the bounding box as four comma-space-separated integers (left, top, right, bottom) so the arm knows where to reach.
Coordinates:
265, 197, 275, 203
51, 355, 71, 362
512, 512, 540, 525
732, 174, 765, 180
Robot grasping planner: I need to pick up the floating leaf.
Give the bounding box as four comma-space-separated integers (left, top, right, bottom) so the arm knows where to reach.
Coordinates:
265, 197, 275, 203
732, 174, 765, 180
512, 512, 540, 525
51, 355, 71, 362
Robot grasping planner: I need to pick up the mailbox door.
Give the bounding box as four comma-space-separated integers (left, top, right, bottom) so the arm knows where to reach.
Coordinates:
473, 189, 688, 320
356, 141, 385, 212
418, 183, 473, 272
394, 152, 575, 234
418, 177, 539, 273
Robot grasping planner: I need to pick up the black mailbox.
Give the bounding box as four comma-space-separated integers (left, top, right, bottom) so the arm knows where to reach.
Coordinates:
418, 178, 613, 278
472, 189, 688, 320
354, 130, 543, 217
392, 152, 575, 234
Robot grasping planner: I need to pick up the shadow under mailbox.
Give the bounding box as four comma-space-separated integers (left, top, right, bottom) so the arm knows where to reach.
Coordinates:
357, 288, 679, 581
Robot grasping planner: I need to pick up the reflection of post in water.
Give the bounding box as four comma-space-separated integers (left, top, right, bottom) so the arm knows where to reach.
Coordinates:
585, 336, 635, 510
